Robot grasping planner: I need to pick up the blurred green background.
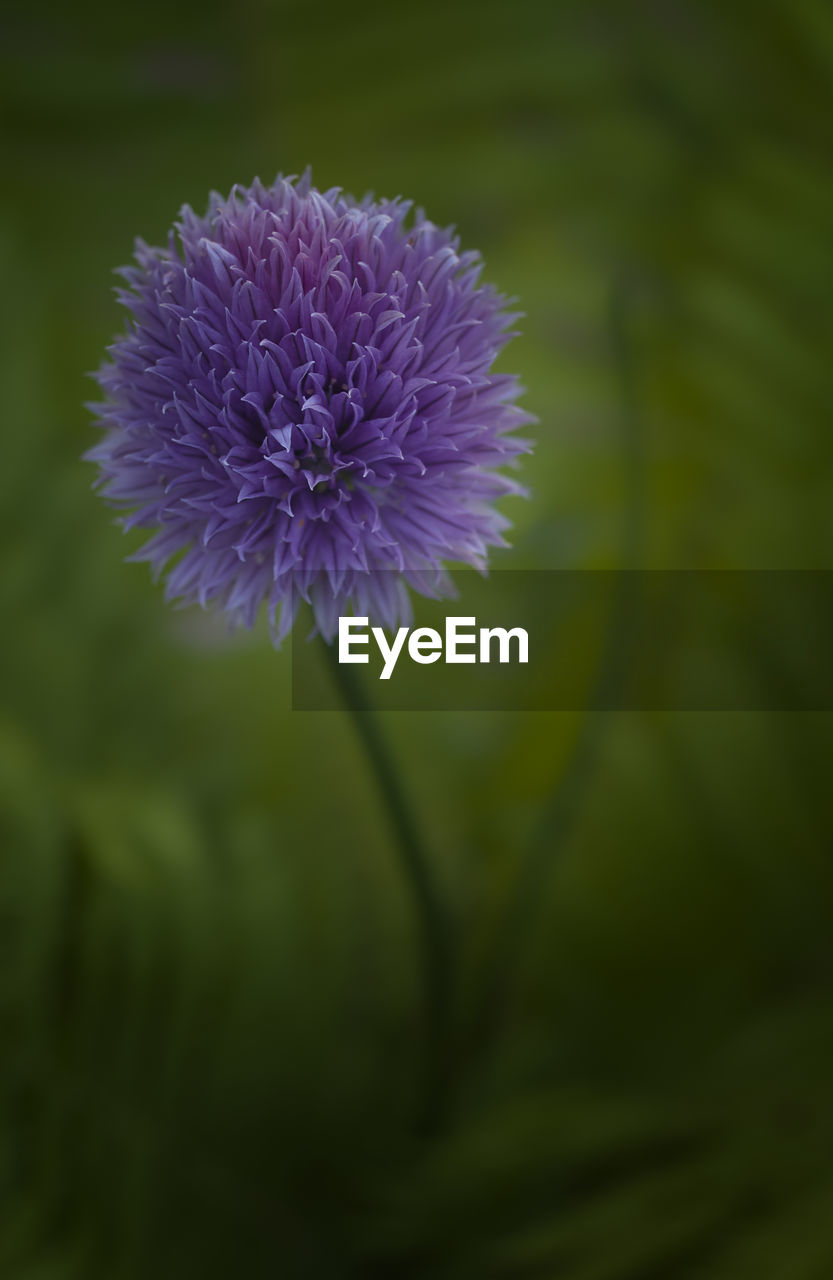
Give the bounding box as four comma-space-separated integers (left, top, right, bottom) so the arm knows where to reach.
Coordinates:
2, 0, 833, 1275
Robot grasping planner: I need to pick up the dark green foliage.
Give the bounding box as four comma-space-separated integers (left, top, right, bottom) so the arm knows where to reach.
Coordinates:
1, 1, 833, 1275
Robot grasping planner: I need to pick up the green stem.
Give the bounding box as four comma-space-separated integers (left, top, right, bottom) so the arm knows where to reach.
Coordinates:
322, 640, 452, 1130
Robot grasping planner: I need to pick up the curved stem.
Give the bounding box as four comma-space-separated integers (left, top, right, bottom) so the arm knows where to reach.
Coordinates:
322, 640, 452, 1130
469, 270, 646, 1042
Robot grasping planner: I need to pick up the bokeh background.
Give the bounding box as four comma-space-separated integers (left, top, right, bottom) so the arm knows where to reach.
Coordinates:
2, 0, 833, 1275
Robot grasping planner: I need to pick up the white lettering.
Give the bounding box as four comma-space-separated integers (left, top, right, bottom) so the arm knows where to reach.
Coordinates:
408, 627, 443, 664
337, 616, 528, 678
372, 626, 409, 680
479, 626, 528, 664
445, 616, 477, 663
339, 616, 369, 663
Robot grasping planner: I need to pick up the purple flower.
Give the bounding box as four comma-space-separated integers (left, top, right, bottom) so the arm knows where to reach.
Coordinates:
87, 173, 533, 640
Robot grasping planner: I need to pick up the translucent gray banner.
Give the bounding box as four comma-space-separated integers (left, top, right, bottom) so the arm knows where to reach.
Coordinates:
290, 571, 833, 711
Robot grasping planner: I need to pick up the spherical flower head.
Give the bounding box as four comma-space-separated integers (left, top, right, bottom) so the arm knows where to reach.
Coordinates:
87, 172, 534, 641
